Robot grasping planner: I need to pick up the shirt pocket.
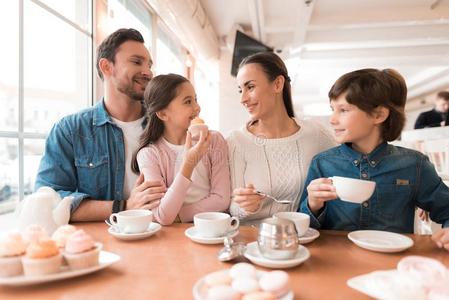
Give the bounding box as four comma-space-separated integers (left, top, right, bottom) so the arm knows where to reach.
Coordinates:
75, 155, 109, 195
375, 184, 413, 220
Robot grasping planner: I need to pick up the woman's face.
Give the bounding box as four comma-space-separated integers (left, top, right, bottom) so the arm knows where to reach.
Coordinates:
237, 63, 279, 120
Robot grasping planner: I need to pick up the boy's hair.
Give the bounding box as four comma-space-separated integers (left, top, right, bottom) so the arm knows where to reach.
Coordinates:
96, 28, 145, 80
328, 68, 407, 142
437, 91, 449, 101
239, 52, 294, 118
131, 73, 189, 174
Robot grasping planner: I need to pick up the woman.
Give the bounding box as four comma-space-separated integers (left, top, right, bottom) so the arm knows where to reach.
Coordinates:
228, 52, 336, 224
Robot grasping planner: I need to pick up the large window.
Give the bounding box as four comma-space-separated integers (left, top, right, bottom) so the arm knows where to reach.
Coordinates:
0, 0, 92, 213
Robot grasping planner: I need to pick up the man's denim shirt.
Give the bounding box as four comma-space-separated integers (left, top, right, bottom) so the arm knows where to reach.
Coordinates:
35, 100, 144, 213
298, 143, 449, 233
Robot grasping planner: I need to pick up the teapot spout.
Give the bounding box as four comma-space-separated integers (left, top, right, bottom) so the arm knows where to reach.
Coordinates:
53, 196, 73, 227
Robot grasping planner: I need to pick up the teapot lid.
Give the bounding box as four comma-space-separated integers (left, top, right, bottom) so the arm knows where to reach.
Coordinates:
258, 217, 297, 238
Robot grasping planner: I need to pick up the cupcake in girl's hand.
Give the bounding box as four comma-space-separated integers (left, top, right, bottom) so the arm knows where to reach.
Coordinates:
64, 230, 101, 270
22, 224, 48, 245
52, 225, 77, 248
189, 117, 208, 140
22, 238, 61, 276
0, 232, 27, 277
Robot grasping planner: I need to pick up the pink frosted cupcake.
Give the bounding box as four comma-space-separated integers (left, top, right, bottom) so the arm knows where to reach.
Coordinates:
52, 225, 77, 249
22, 224, 48, 245
0, 232, 27, 277
64, 230, 101, 270
22, 238, 62, 276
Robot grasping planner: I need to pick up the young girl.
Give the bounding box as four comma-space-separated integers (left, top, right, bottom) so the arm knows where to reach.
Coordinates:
131, 74, 230, 225
298, 68, 449, 233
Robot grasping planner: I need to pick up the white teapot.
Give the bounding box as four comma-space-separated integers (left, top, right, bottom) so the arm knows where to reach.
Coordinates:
16, 187, 73, 234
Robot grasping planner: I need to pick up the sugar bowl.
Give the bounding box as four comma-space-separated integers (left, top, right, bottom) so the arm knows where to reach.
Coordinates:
257, 217, 299, 260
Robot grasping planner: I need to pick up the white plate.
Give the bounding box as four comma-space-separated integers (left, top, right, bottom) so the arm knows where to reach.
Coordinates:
108, 222, 162, 241
184, 226, 239, 245
244, 241, 310, 269
193, 269, 294, 300
0, 251, 120, 286
347, 270, 427, 299
348, 230, 414, 253
298, 228, 320, 244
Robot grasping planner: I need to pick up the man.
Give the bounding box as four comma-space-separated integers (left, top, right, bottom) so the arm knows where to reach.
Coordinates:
414, 91, 449, 129
35, 28, 165, 221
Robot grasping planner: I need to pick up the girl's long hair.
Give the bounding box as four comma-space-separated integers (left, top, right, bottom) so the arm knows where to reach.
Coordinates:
131, 73, 189, 174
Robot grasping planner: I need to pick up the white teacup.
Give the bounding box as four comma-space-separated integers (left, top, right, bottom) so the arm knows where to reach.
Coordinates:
193, 212, 239, 238
273, 212, 310, 237
330, 176, 376, 203
109, 209, 153, 234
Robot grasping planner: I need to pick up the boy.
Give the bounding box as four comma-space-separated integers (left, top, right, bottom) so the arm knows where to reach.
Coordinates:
298, 68, 449, 236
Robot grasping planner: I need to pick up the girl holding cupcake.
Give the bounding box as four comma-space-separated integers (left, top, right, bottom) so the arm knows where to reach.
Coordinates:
131, 74, 230, 225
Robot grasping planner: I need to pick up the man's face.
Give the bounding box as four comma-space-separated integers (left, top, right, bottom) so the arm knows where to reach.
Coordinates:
109, 40, 153, 101
435, 97, 449, 113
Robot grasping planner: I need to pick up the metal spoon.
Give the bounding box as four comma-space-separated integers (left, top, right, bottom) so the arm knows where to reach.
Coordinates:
256, 191, 293, 204
217, 236, 247, 262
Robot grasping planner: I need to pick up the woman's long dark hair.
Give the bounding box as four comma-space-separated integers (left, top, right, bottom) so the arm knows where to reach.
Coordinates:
131, 73, 189, 174
239, 51, 294, 118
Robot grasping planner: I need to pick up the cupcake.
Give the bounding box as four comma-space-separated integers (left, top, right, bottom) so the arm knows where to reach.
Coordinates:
0, 232, 27, 277
64, 230, 101, 270
52, 225, 77, 248
22, 224, 48, 245
22, 238, 62, 276
189, 117, 208, 139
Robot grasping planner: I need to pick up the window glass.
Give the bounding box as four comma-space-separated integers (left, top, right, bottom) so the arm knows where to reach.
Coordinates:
24, 139, 45, 196
37, 0, 91, 32
0, 138, 19, 210
156, 26, 185, 75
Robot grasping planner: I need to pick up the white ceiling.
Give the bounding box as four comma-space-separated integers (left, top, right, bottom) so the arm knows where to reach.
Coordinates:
200, 0, 449, 114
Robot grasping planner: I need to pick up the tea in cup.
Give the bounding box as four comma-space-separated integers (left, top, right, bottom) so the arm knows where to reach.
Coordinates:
330, 176, 376, 203
109, 209, 153, 234
273, 212, 310, 237
193, 212, 239, 238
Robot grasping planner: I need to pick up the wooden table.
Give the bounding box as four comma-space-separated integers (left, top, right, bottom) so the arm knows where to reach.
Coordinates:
0, 223, 448, 300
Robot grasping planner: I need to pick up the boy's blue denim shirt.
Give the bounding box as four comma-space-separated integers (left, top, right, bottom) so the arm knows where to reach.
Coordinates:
298, 142, 449, 233
35, 100, 146, 213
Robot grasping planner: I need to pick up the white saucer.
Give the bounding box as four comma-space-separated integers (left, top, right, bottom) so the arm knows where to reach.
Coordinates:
108, 222, 162, 240
298, 228, 320, 244
193, 269, 294, 300
184, 226, 239, 244
348, 230, 414, 253
0, 251, 120, 286
244, 241, 310, 269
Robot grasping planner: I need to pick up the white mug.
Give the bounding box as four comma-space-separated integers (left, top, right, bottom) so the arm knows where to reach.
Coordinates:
193, 212, 239, 238
109, 209, 153, 234
273, 212, 310, 237
330, 176, 376, 203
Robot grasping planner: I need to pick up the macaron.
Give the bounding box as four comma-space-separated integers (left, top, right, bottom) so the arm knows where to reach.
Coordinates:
231, 277, 259, 294
259, 270, 290, 298
204, 270, 232, 287
207, 285, 240, 300
229, 262, 257, 279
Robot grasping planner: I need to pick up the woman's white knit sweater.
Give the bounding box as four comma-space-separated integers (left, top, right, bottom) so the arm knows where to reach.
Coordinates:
227, 119, 336, 225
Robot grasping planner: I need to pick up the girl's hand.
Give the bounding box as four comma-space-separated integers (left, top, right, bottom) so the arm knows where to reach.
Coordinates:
307, 178, 337, 214
181, 130, 211, 179
232, 183, 263, 213
432, 228, 449, 251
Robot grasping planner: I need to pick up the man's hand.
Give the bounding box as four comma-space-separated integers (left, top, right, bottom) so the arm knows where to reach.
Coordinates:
432, 228, 449, 251
126, 174, 166, 210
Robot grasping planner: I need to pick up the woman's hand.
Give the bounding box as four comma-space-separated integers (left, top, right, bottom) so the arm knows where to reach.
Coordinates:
307, 178, 337, 214
181, 130, 211, 179
432, 228, 449, 251
232, 184, 263, 213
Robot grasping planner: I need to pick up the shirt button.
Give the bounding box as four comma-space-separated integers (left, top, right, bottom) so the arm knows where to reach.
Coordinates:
371, 160, 375, 164
353, 160, 359, 165
88, 163, 94, 167
362, 201, 369, 208
361, 173, 368, 178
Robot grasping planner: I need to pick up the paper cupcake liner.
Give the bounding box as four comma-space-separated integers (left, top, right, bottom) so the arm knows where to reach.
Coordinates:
64, 243, 102, 270
22, 253, 62, 276
0, 255, 24, 277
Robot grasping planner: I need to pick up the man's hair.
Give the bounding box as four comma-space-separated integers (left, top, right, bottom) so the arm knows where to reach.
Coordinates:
328, 68, 407, 142
96, 28, 144, 80
437, 91, 449, 101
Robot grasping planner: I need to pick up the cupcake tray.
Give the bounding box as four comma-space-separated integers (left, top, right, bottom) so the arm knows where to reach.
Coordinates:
0, 251, 120, 286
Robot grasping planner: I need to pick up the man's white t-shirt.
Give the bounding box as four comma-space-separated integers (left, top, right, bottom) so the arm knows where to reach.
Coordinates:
112, 116, 144, 200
